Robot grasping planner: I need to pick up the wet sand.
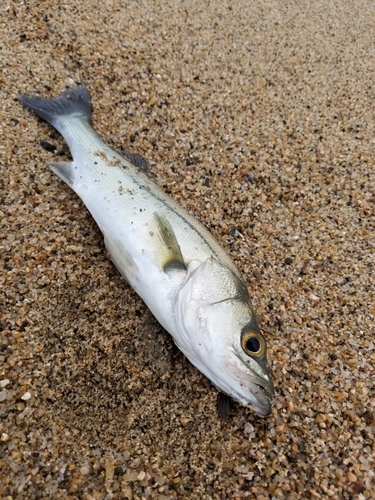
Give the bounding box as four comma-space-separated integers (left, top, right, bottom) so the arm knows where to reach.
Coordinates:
1, 0, 374, 498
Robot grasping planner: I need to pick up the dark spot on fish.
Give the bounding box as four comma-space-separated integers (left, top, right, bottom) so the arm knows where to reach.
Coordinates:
217, 393, 232, 420
130, 134, 136, 143
284, 257, 293, 265
40, 140, 57, 152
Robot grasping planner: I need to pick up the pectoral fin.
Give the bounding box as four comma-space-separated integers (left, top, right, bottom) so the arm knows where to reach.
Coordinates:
102, 229, 139, 283
154, 212, 186, 273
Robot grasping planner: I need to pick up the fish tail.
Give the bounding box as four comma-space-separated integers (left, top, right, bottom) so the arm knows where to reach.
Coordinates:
18, 87, 92, 128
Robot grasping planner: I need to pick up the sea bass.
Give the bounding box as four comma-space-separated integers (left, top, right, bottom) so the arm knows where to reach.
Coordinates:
19, 87, 274, 416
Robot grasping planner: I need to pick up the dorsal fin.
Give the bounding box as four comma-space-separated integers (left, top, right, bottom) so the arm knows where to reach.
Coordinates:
120, 150, 149, 174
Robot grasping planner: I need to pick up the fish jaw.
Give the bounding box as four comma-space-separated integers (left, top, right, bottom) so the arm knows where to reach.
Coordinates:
224, 350, 274, 416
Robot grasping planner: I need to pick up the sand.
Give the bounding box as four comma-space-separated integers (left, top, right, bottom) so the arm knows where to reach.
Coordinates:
1, 0, 374, 498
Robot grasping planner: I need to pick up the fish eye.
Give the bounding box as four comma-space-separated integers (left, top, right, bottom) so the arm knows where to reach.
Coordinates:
241, 330, 266, 357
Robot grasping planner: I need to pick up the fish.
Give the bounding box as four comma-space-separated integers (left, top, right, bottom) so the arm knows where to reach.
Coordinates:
19, 87, 275, 416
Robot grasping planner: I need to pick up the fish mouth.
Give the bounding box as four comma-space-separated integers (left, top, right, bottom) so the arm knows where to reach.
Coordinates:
229, 351, 275, 417
251, 383, 274, 417
256, 377, 275, 401
244, 382, 273, 417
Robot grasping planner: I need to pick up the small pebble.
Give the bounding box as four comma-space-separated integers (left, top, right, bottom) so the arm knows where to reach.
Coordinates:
105, 460, 115, 481
123, 472, 138, 482
347, 472, 357, 483
309, 294, 320, 302
137, 471, 146, 481
294, 315, 302, 325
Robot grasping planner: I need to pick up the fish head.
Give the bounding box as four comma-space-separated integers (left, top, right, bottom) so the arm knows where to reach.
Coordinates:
174, 257, 274, 417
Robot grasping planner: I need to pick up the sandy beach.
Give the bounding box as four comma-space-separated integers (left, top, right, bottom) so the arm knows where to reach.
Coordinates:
1, 0, 374, 498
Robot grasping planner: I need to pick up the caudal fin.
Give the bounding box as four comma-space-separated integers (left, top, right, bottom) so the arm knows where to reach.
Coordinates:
18, 87, 92, 128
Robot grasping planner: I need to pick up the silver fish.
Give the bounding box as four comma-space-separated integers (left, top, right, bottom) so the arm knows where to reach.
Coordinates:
19, 87, 274, 416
